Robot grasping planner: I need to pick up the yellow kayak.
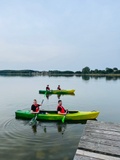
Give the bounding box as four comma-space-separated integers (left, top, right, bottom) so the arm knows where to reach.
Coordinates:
15, 110, 100, 121
39, 89, 75, 94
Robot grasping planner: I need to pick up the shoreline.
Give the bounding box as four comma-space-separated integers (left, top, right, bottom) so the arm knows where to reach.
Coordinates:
0, 70, 120, 77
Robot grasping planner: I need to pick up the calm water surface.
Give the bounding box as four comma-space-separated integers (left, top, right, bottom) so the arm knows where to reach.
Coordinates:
0, 76, 120, 160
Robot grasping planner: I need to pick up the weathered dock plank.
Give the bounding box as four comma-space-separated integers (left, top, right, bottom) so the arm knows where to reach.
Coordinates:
80, 135, 120, 147
79, 141, 120, 156
73, 120, 120, 160
74, 150, 120, 160
84, 131, 120, 141
78, 121, 120, 157
85, 121, 120, 133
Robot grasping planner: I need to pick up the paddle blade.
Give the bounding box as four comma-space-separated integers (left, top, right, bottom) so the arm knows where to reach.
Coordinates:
41, 99, 44, 104
44, 91, 47, 97
29, 118, 37, 126
62, 116, 65, 123
29, 115, 37, 126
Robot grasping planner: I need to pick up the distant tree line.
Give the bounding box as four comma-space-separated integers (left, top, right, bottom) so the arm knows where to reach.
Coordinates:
80, 67, 120, 74
0, 70, 41, 76
0, 67, 120, 76
48, 70, 74, 75
48, 67, 120, 75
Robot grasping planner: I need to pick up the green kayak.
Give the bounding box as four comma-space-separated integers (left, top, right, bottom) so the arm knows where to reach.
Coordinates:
15, 110, 99, 121
39, 89, 75, 95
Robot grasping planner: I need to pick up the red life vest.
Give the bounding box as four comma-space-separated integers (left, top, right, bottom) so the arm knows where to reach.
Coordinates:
34, 104, 39, 112
46, 87, 50, 90
57, 105, 66, 113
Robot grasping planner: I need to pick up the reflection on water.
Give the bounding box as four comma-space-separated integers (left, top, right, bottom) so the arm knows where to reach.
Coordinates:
31, 121, 67, 135
80, 75, 120, 81
32, 124, 37, 133
0, 76, 120, 159
45, 93, 75, 100
1, 74, 120, 80
57, 94, 61, 99
0, 118, 84, 160
31, 122, 48, 134
56, 123, 66, 135
81, 75, 116, 81
45, 94, 75, 100
82, 75, 90, 80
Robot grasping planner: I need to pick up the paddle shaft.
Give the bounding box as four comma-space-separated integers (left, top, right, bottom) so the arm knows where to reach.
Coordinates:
62, 115, 66, 123
62, 109, 68, 123
62, 113, 67, 123
41, 90, 47, 105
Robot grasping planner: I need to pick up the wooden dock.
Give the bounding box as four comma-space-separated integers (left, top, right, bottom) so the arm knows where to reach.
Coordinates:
73, 120, 120, 160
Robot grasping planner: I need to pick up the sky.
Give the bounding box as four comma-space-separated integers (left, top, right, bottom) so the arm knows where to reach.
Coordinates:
0, 0, 120, 71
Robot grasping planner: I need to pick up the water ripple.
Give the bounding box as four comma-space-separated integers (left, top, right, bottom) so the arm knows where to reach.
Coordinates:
0, 116, 84, 160
0, 118, 76, 148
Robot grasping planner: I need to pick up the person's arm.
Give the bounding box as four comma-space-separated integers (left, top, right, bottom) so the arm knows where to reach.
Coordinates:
31, 105, 39, 113
58, 111, 66, 115
31, 110, 39, 113
57, 106, 67, 115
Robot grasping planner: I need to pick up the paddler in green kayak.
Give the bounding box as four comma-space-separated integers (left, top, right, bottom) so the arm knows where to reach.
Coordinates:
46, 85, 50, 91
31, 99, 42, 113
57, 85, 61, 90
31, 99, 48, 114
57, 100, 68, 115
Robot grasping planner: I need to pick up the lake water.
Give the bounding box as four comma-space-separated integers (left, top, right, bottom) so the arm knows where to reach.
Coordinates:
0, 76, 120, 160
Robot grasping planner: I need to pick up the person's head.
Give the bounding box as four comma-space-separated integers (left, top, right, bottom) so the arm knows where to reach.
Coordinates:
47, 85, 49, 87
58, 85, 60, 87
58, 100, 62, 105
33, 99, 37, 104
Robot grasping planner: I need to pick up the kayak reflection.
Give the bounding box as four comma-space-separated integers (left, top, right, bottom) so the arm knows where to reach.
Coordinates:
31, 122, 47, 133
45, 94, 61, 99
22, 120, 86, 134
30, 122, 67, 134
56, 122, 66, 135
45, 93, 75, 100
32, 124, 37, 133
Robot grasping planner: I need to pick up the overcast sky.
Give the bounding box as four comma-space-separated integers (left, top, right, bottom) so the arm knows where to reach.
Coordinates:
0, 0, 120, 71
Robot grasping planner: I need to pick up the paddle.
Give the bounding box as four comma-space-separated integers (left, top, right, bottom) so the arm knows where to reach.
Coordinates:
62, 110, 68, 123
41, 90, 47, 104
29, 114, 37, 126
62, 115, 66, 123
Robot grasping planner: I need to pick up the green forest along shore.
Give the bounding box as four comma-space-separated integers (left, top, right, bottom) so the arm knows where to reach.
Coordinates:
0, 67, 120, 77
